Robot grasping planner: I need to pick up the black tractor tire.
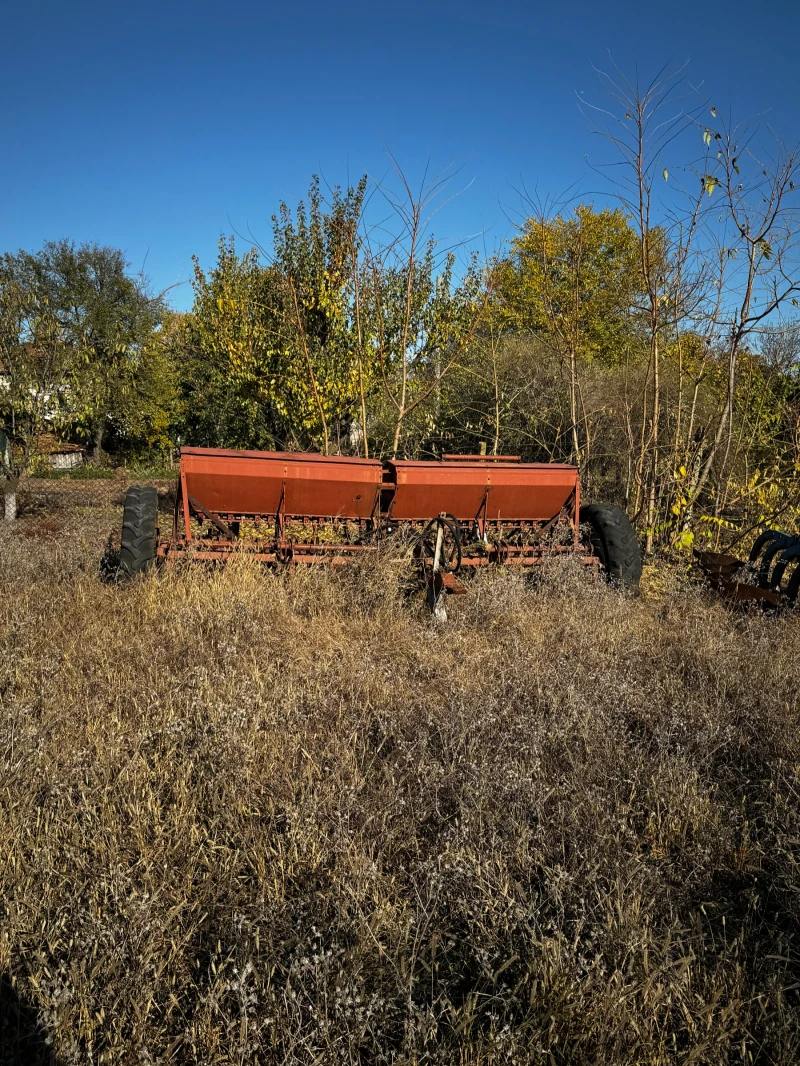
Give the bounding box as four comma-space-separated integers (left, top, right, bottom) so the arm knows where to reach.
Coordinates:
119, 486, 159, 579
580, 502, 642, 589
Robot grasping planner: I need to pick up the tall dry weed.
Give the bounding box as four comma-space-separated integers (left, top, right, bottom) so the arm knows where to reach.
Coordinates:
1, 521, 799, 1063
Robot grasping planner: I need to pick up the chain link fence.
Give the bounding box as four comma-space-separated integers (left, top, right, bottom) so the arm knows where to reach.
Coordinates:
2, 468, 176, 569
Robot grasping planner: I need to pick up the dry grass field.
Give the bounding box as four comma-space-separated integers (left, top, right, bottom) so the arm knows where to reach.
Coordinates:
2, 506, 800, 1064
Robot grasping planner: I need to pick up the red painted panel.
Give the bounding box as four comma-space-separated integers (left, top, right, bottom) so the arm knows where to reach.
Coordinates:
388, 460, 578, 522
180, 447, 383, 519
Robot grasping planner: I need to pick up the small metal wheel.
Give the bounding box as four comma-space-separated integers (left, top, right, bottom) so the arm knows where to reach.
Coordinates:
419, 514, 462, 574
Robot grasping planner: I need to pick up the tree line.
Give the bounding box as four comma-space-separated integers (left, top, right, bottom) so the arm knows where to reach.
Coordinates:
2, 65, 800, 549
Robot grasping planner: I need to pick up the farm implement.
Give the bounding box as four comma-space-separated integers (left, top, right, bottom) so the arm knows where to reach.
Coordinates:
695, 530, 800, 608
119, 447, 642, 610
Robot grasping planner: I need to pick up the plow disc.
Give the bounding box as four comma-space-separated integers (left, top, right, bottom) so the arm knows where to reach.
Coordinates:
695, 529, 800, 607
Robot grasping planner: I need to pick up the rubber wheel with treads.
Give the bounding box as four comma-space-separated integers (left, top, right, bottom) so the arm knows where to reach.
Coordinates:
119, 486, 158, 579
580, 502, 642, 589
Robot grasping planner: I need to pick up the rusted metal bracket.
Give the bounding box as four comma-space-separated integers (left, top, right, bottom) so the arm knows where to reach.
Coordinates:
172, 481, 180, 541
531, 502, 569, 544
427, 515, 447, 620
474, 486, 490, 542
436, 571, 466, 595
275, 480, 286, 542
188, 495, 237, 541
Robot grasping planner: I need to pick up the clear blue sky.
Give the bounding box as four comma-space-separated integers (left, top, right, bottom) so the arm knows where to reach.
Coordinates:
3, 0, 797, 310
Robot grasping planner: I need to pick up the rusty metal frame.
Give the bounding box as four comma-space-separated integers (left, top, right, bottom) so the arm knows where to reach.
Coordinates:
154, 449, 600, 599
180, 468, 192, 543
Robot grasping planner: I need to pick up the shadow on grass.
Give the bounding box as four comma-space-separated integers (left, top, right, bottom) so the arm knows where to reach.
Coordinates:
0, 973, 57, 1066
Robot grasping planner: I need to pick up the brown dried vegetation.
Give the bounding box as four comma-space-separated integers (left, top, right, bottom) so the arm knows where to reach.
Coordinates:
1, 516, 800, 1064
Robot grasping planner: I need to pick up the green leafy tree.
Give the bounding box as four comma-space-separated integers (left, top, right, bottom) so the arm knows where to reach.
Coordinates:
496, 205, 642, 465
374, 244, 489, 458
271, 175, 374, 454
184, 178, 376, 455
271, 172, 491, 459
183, 172, 493, 459
108, 310, 185, 460
0, 259, 74, 519
183, 240, 285, 449
580, 62, 800, 550
13, 241, 165, 457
